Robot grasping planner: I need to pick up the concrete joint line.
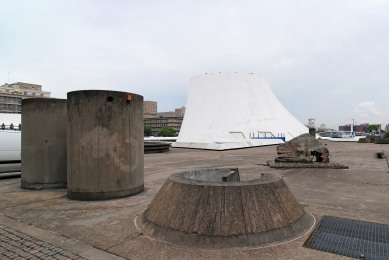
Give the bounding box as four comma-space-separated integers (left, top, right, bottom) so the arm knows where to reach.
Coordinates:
0, 195, 66, 210
104, 231, 143, 251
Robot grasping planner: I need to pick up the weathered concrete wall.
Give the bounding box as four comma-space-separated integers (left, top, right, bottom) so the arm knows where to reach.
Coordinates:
375, 138, 389, 144
67, 90, 144, 200
309, 128, 316, 137
21, 98, 67, 189
358, 138, 367, 143
366, 135, 378, 143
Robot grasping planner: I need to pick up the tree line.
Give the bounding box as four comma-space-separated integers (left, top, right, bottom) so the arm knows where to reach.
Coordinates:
144, 126, 176, 137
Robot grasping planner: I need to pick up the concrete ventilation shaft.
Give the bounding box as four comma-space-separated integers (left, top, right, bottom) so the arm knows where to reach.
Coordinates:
21, 98, 67, 190
67, 90, 144, 200
137, 169, 312, 248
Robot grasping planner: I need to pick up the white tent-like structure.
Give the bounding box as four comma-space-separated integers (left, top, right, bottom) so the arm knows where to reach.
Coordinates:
172, 73, 308, 150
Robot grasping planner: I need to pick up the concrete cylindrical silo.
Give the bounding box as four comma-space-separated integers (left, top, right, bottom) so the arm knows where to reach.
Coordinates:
21, 98, 67, 189
67, 90, 144, 200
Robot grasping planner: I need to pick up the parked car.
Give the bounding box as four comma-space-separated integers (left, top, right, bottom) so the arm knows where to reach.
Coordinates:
0, 130, 21, 174
0, 114, 21, 174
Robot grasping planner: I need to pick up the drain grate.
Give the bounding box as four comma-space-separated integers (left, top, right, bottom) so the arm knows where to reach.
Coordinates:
304, 216, 389, 259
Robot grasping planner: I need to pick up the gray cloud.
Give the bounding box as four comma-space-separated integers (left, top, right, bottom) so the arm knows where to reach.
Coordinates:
355, 101, 382, 117
1, 0, 388, 127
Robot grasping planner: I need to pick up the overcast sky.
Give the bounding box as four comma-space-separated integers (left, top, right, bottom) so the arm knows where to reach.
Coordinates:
1, 0, 388, 128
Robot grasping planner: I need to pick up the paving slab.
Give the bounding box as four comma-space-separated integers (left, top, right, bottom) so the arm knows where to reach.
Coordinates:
0, 215, 125, 260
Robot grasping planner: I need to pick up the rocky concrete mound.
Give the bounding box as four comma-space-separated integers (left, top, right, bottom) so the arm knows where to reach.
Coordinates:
137, 169, 312, 248
276, 133, 329, 163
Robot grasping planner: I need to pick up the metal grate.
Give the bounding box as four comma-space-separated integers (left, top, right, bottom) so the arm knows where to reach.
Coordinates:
304, 216, 389, 259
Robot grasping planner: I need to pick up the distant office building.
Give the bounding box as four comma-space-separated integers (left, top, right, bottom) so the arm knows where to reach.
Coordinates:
0, 82, 51, 114
339, 123, 382, 133
359, 123, 369, 133
362, 123, 381, 133
175, 106, 186, 117
157, 106, 186, 118
338, 125, 345, 131
144, 116, 184, 136
338, 124, 360, 132
143, 101, 186, 135
385, 124, 389, 132
339, 125, 351, 131
318, 124, 327, 131
144, 101, 157, 118
157, 111, 176, 118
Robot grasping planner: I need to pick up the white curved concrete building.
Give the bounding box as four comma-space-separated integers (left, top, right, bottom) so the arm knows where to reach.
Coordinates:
172, 73, 308, 150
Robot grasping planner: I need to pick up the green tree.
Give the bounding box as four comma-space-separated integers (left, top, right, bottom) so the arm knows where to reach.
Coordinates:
144, 126, 152, 137
383, 132, 389, 138
158, 127, 176, 137
368, 125, 378, 133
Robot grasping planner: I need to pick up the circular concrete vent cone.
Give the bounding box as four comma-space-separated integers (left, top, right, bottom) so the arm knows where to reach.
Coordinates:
137, 169, 312, 248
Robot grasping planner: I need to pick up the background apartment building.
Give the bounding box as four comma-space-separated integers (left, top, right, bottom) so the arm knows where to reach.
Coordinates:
0, 82, 51, 113
144, 101, 157, 118
157, 106, 186, 118
143, 101, 185, 136
144, 117, 183, 136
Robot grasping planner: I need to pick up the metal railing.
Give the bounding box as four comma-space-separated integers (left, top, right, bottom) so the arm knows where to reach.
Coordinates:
0, 123, 21, 131
250, 131, 285, 141
0, 100, 22, 104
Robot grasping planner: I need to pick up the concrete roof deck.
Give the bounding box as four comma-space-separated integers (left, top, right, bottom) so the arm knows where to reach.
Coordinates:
0, 140, 388, 259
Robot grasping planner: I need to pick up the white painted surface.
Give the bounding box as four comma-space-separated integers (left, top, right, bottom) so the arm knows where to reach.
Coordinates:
0, 131, 21, 161
173, 73, 308, 150
0, 114, 21, 173
0, 113, 21, 125
328, 136, 363, 142
318, 137, 331, 140
0, 130, 21, 173
144, 137, 177, 142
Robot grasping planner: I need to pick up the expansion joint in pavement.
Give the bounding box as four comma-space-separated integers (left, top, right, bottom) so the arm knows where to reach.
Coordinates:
104, 231, 143, 251
0, 195, 67, 210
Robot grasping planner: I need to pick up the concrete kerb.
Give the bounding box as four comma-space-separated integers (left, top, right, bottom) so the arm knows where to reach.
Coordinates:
134, 207, 317, 252
375, 138, 389, 144
0, 214, 125, 260
136, 170, 315, 249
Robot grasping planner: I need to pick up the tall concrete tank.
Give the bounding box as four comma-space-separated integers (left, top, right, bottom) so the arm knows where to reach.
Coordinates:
67, 90, 144, 200
21, 98, 67, 189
